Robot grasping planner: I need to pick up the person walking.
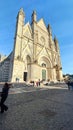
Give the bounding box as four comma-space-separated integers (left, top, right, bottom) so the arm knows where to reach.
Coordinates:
0, 82, 12, 113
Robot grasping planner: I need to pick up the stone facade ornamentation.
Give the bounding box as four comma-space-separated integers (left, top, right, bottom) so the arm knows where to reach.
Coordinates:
0, 9, 63, 82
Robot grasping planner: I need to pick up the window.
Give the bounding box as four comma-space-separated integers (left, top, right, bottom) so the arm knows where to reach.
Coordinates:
41, 63, 46, 67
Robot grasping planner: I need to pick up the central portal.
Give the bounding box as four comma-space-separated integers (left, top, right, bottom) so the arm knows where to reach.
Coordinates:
42, 69, 46, 80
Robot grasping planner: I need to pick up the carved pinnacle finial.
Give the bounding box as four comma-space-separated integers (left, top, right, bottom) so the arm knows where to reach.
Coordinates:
47, 24, 52, 35
32, 10, 37, 22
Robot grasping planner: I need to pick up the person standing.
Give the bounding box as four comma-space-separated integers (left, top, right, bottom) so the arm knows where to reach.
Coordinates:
0, 82, 12, 113
38, 79, 40, 86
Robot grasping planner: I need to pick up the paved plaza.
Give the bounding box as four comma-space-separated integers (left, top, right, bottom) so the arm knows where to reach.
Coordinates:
0, 84, 73, 130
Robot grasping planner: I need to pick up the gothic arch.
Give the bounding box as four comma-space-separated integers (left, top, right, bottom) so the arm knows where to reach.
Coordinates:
26, 55, 31, 64
25, 55, 31, 81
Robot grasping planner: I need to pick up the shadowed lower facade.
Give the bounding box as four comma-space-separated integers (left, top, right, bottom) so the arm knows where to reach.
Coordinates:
0, 8, 63, 82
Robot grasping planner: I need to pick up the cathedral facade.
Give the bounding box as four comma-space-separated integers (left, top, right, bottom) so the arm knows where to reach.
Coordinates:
0, 8, 63, 82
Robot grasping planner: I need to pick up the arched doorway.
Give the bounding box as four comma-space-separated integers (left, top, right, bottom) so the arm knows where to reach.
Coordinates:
24, 55, 31, 81
38, 56, 52, 81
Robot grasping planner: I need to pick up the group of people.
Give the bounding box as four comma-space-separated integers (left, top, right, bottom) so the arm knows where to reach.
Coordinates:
0, 82, 12, 113
31, 79, 41, 87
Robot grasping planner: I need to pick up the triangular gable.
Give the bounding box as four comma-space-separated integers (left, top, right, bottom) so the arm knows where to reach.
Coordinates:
36, 46, 48, 59
40, 47, 48, 56
37, 19, 48, 32
36, 45, 43, 57
23, 22, 32, 38
22, 44, 32, 57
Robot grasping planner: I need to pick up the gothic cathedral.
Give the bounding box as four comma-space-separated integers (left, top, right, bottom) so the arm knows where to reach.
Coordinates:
0, 8, 63, 82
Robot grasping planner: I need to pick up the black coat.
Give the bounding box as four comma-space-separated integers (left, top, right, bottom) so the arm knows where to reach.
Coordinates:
1, 84, 10, 98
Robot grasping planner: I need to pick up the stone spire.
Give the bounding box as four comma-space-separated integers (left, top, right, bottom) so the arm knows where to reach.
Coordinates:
31, 10, 37, 23
18, 8, 24, 15
17, 8, 25, 24
47, 24, 52, 35
54, 36, 59, 52
13, 8, 25, 58
15, 8, 25, 37
47, 24, 53, 49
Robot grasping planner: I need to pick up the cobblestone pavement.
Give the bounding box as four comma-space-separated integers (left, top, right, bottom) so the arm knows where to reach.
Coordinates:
0, 84, 73, 130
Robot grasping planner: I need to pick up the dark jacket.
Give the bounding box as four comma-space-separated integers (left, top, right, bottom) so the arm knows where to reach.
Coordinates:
1, 83, 10, 98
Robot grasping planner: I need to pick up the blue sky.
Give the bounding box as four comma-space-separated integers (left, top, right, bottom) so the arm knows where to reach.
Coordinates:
0, 0, 73, 74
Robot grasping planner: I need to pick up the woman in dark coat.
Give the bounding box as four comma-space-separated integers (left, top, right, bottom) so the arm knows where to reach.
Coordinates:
0, 82, 11, 113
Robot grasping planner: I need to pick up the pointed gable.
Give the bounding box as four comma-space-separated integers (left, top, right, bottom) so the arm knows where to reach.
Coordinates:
37, 19, 48, 32
23, 22, 32, 39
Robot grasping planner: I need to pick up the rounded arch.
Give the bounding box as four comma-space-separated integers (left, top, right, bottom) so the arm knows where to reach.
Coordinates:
38, 55, 53, 81
38, 55, 52, 68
